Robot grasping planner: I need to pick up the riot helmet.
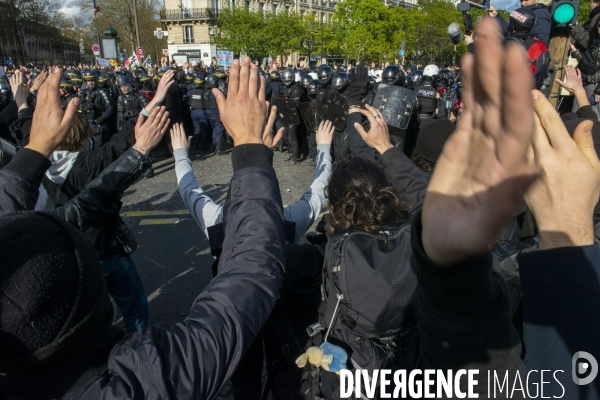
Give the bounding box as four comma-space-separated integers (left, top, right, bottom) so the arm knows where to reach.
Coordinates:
259, 69, 272, 86
332, 72, 349, 93
310, 67, 318, 74
193, 75, 205, 86
60, 79, 75, 94
438, 68, 454, 86
282, 68, 295, 87
297, 69, 307, 80
70, 77, 83, 88
117, 75, 134, 95
508, 8, 536, 32
185, 73, 195, 83
410, 70, 423, 85
213, 68, 226, 79
97, 74, 110, 87
307, 80, 319, 98
317, 65, 333, 87
82, 70, 98, 87
301, 75, 312, 89
423, 65, 439, 80
381, 65, 406, 86
206, 74, 220, 89
270, 71, 281, 81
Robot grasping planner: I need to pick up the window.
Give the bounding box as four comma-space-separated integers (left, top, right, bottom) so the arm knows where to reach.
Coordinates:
272, 4, 277, 13
259, 2, 264, 10
184, 26, 194, 43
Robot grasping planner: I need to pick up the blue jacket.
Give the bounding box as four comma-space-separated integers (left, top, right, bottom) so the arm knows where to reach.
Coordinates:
496, 4, 551, 47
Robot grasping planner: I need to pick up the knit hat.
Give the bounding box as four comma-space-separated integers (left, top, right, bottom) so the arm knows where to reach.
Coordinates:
0, 211, 113, 377
415, 120, 455, 163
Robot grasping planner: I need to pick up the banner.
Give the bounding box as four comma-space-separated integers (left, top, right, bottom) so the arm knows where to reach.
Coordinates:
217, 50, 234, 67
125, 53, 138, 67
142, 55, 152, 66
96, 57, 111, 68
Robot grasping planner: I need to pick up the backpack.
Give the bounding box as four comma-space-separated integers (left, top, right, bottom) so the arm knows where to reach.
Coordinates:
300, 222, 422, 400
509, 36, 550, 89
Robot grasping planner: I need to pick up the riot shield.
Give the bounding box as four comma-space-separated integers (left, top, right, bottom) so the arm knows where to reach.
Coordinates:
371, 84, 417, 130
272, 98, 300, 126
316, 86, 349, 131
296, 101, 318, 131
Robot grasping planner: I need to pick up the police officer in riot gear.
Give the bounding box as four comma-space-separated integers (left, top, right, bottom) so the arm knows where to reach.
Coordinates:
315, 65, 333, 103
116, 75, 149, 129
205, 74, 228, 155
269, 70, 282, 99
301, 75, 312, 90
188, 75, 210, 151
59, 80, 77, 110
280, 67, 309, 165
409, 64, 440, 156
332, 72, 349, 94
381, 65, 405, 86
81, 70, 114, 144
138, 73, 155, 92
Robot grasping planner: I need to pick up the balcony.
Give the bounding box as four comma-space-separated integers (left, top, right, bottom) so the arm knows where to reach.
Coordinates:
160, 8, 222, 21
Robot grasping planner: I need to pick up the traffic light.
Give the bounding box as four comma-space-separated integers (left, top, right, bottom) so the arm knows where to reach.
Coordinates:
550, 0, 579, 31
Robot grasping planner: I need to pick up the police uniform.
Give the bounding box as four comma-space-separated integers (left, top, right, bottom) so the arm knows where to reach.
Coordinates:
407, 79, 438, 156
117, 92, 149, 129
188, 84, 210, 150
81, 87, 114, 144
280, 82, 308, 162
205, 80, 228, 153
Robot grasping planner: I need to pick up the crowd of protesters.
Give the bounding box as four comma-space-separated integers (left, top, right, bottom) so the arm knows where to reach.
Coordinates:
0, 7, 599, 400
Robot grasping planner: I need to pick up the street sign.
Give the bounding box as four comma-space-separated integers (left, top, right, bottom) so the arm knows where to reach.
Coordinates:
399, 49, 405, 56
92, 44, 100, 56
154, 28, 165, 39
162, 49, 169, 56
136, 47, 145, 56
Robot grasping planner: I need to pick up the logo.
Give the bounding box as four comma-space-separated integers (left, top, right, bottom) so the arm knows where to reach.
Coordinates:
572, 351, 598, 386
510, 11, 527, 23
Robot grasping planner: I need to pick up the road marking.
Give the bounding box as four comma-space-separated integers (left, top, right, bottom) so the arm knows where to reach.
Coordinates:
122, 210, 189, 217
147, 267, 195, 303
139, 218, 180, 225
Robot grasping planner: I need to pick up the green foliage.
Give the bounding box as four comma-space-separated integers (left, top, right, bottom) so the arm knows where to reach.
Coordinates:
579, 0, 590, 24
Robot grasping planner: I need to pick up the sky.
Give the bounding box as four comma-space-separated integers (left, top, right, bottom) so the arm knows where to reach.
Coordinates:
491, 0, 520, 12
60, 0, 81, 19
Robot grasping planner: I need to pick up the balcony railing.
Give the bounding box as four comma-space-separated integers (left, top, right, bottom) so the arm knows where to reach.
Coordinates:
160, 8, 222, 21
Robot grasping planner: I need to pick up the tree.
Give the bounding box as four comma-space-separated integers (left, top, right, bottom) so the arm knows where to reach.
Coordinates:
77, 0, 163, 59
215, 6, 267, 58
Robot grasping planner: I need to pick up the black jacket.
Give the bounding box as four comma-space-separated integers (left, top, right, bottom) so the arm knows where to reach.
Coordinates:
571, 5, 600, 51
0, 144, 286, 400
41, 118, 138, 256
495, 5, 551, 47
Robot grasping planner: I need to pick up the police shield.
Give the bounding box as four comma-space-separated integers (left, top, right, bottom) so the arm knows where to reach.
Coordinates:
272, 98, 300, 126
296, 101, 318, 131
317, 86, 349, 131
371, 84, 417, 130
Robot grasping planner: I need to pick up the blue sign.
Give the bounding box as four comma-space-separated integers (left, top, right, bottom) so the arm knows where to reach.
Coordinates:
399, 49, 405, 56
6, 60, 12, 66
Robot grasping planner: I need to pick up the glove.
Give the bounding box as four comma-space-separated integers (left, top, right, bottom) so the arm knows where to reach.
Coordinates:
344, 64, 369, 106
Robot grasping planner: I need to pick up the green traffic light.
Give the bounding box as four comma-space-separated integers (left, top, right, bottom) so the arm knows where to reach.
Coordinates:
553, 3, 576, 24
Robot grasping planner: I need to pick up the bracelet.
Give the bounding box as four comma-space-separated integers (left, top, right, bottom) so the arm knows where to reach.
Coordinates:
131, 145, 148, 157
141, 108, 150, 117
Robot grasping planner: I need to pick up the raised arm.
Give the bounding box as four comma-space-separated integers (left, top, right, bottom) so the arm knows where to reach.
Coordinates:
106, 57, 286, 399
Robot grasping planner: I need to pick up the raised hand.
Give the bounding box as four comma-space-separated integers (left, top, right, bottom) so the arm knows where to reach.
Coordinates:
26, 67, 80, 158
354, 104, 393, 154
153, 69, 175, 103
9, 70, 29, 109
525, 92, 600, 250
316, 120, 335, 146
170, 123, 192, 151
30, 70, 48, 92
555, 65, 584, 94
262, 104, 284, 149
133, 106, 170, 154
421, 18, 540, 266
213, 56, 266, 146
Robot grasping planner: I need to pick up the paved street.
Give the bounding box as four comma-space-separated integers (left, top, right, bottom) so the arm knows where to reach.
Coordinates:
121, 149, 317, 327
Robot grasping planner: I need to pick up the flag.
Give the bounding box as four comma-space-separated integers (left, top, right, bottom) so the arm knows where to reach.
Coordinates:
142, 55, 152, 66
125, 53, 137, 67
93, 0, 100, 15
96, 57, 111, 67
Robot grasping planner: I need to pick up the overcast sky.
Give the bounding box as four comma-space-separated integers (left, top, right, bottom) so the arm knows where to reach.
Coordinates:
60, 0, 81, 19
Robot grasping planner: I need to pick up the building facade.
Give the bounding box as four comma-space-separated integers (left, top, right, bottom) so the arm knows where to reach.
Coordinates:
159, 0, 418, 67
0, 3, 82, 67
